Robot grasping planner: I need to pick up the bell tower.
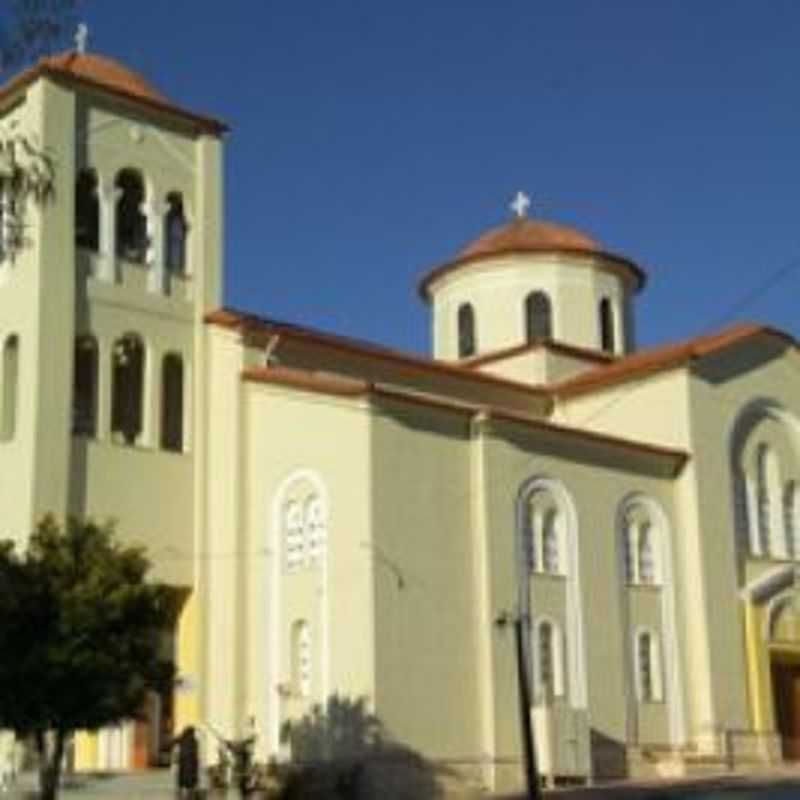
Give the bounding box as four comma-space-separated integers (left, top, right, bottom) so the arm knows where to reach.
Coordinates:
0, 42, 226, 768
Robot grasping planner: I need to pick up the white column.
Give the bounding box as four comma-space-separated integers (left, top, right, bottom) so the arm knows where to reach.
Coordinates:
96, 180, 119, 283
147, 199, 166, 294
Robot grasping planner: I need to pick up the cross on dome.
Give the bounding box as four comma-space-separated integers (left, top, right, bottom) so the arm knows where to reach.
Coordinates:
510, 190, 531, 219
75, 23, 89, 55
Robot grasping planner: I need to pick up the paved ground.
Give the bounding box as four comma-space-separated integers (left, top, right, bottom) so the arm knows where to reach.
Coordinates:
5, 768, 800, 798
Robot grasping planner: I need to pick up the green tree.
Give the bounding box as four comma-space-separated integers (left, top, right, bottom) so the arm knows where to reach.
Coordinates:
0, 0, 83, 71
0, 517, 175, 800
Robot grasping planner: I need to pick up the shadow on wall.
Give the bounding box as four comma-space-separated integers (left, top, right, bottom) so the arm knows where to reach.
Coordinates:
278, 694, 448, 800
590, 728, 628, 781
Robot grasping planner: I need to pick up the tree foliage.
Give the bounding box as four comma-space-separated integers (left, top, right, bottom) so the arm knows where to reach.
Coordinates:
0, 517, 175, 799
0, 0, 83, 72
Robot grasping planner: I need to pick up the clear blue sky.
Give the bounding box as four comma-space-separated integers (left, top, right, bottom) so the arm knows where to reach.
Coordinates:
13, 2, 800, 355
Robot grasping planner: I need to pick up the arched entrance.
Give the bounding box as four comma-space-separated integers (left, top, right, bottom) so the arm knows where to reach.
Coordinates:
768, 593, 800, 759
741, 565, 800, 763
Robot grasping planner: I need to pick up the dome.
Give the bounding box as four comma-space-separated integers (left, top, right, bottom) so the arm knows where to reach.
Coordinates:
40, 51, 167, 104
419, 215, 645, 300
460, 217, 601, 259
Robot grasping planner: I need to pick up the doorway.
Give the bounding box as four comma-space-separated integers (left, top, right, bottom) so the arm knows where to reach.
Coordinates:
771, 659, 800, 760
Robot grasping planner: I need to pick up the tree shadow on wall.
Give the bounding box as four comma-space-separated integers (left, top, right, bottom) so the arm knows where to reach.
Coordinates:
278, 694, 447, 800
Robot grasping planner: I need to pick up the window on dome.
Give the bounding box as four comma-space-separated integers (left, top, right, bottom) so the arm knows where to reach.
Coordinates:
164, 192, 187, 273
115, 169, 147, 262
457, 303, 476, 358
111, 333, 145, 446
525, 291, 552, 341
160, 353, 184, 452
73, 335, 98, 437
599, 297, 615, 353
75, 169, 99, 251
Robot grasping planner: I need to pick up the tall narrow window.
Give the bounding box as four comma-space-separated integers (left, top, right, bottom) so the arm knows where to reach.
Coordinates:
733, 468, 750, 551
457, 303, 476, 358
756, 444, 771, 555
538, 621, 554, 702
291, 620, 312, 698
164, 193, 187, 274
599, 297, 615, 353
525, 291, 552, 341
523, 504, 539, 573
285, 502, 304, 571
638, 523, 655, 584
111, 334, 145, 446
623, 518, 636, 583
115, 169, 147, 262
637, 632, 654, 702
73, 335, 98, 437
542, 510, 559, 573
1, 335, 18, 441
75, 169, 99, 250
785, 481, 799, 559
160, 353, 184, 452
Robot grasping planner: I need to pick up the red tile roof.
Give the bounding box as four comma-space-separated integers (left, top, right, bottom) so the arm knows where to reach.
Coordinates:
242, 364, 688, 473
418, 218, 646, 300
0, 51, 227, 134
554, 323, 795, 398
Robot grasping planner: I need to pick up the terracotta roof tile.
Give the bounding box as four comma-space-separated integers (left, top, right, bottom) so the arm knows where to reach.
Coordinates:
0, 51, 227, 134
460, 218, 600, 258
241, 365, 688, 472
554, 323, 795, 398
418, 218, 645, 300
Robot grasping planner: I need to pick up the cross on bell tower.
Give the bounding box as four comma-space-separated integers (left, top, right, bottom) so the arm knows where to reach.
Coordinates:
75, 23, 89, 55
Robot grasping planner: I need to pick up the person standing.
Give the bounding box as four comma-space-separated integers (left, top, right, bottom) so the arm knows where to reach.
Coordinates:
175, 726, 200, 798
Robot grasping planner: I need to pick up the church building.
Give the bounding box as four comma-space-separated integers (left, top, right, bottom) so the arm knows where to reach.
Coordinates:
0, 44, 799, 792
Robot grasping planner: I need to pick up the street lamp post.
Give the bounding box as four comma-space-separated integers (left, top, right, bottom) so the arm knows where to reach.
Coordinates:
497, 609, 542, 799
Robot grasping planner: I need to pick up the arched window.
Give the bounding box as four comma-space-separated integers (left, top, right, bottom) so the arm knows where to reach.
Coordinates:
115, 169, 147, 262
111, 333, 145, 446
285, 501, 305, 571
283, 489, 328, 572
524, 490, 562, 576
306, 497, 326, 563
733, 468, 750, 551
538, 622, 554, 700
1, 334, 18, 441
525, 291, 552, 341
756, 444, 772, 555
622, 506, 661, 586
784, 481, 799, 559
290, 620, 312, 698
534, 618, 564, 703
638, 523, 655, 584
542, 510, 559, 573
164, 192, 187, 273
73, 335, 98, 437
599, 297, 615, 353
160, 353, 184, 452
457, 303, 476, 358
623, 518, 636, 584
75, 169, 99, 251
635, 630, 663, 702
